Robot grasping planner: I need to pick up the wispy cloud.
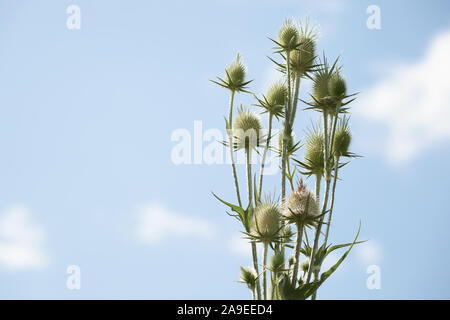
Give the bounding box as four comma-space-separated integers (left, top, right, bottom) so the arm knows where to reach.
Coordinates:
356, 241, 382, 266
0, 205, 49, 271
135, 202, 215, 246
357, 29, 450, 164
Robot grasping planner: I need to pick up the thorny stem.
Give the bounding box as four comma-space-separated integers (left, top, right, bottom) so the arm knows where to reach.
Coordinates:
306, 112, 332, 287
286, 156, 295, 191
227, 90, 243, 207
324, 155, 340, 247
291, 222, 304, 285
263, 242, 269, 300
280, 50, 292, 259
246, 147, 261, 300
258, 113, 274, 201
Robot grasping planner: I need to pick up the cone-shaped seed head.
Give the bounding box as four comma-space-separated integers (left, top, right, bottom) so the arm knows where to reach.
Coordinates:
291, 38, 316, 75
329, 73, 347, 99
278, 19, 299, 51
304, 129, 324, 175
285, 180, 318, 224
334, 121, 352, 157
270, 252, 285, 274
233, 108, 262, 150
252, 202, 281, 243
240, 267, 257, 291
312, 72, 331, 101
266, 81, 288, 108
225, 54, 246, 89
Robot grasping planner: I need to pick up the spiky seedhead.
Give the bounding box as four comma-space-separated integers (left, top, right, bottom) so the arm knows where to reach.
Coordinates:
266, 81, 288, 109
255, 81, 287, 119
308, 55, 341, 113
278, 19, 300, 52
239, 267, 257, 291
329, 72, 347, 101
226, 54, 246, 87
212, 53, 252, 92
251, 201, 281, 243
304, 127, 325, 175
233, 108, 262, 151
334, 118, 352, 157
291, 38, 316, 76
282, 225, 294, 243
269, 252, 285, 274
284, 179, 319, 226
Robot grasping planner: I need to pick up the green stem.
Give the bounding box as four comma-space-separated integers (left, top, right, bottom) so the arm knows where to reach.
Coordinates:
290, 75, 301, 125
227, 90, 242, 207
280, 51, 292, 258
291, 222, 304, 285
246, 147, 261, 300
258, 114, 273, 201
263, 242, 268, 300
287, 155, 295, 191
324, 155, 339, 249
306, 113, 332, 286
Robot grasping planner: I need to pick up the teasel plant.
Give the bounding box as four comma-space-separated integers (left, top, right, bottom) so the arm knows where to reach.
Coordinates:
212, 18, 363, 300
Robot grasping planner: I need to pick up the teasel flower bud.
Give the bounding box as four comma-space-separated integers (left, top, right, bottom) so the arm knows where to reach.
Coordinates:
211, 53, 252, 93
255, 81, 287, 119
303, 127, 325, 176
290, 38, 316, 76
269, 252, 285, 274
329, 72, 347, 100
284, 179, 319, 227
306, 54, 340, 114
333, 117, 352, 157
281, 225, 294, 243
277, 19, 300, 52
250, 201, 281, 244
233, 107, 262, 151
239, 266, 257, 292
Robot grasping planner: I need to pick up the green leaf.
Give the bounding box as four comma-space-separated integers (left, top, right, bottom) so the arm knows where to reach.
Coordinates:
212, 192, 251, 231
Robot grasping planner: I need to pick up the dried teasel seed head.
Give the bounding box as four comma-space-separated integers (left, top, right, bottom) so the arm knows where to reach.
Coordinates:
239, 266, 257, 291
233, 108, 262, 151
252, 201, 281, 243
285, 179, 319, 226
278, 19, 300, 51
334, 119, 352, 157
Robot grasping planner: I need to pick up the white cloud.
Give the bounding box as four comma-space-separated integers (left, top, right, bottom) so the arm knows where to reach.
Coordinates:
357, 29, 450, 164
135, 202, 215, 245
227, 233, 252, 257
0, 205, 49, 270
356, 241, 382, 266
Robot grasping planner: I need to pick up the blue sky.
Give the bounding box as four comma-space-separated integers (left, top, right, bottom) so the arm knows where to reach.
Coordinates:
0, 0, 449, 299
